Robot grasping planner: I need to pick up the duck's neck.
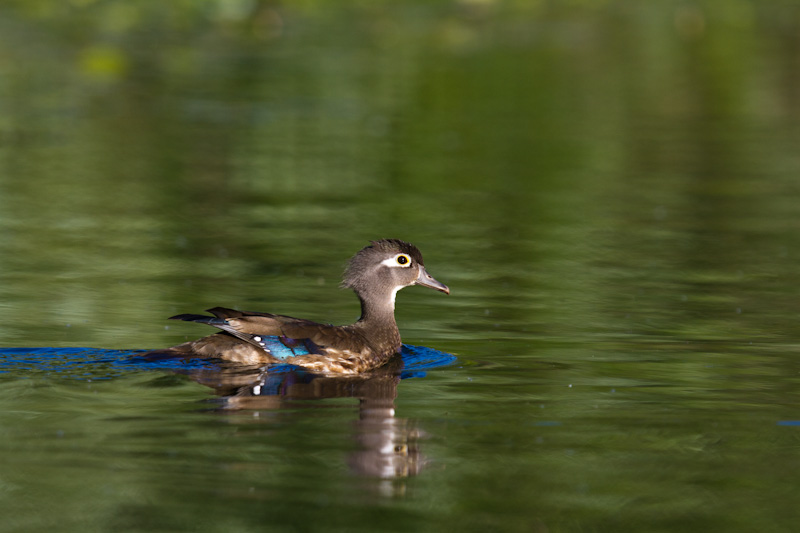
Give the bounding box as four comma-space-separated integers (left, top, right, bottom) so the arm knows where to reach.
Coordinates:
345, 290, 403, 360
355, 291, 398, 327
352, 290, 401, 350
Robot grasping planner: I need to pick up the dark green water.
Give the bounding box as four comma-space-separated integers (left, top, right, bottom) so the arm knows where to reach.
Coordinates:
2, 1, 800, 531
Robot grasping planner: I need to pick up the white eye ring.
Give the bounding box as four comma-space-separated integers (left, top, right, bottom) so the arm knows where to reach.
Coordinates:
381, 254, 413, 268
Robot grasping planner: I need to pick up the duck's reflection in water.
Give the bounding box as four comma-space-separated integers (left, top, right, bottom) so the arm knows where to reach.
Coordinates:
181, 355, 424, 480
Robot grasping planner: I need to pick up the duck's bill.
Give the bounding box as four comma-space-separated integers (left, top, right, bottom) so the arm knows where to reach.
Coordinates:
415, 267, 450, 294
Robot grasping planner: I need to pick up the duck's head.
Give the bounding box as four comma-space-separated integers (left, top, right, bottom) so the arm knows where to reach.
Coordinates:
342, 239, 450, 307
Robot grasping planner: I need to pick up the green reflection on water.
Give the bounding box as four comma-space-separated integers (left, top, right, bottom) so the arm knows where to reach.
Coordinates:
2, 1, 800, 532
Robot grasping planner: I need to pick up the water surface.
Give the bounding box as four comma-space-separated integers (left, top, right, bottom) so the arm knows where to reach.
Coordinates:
2, 2, 800, 532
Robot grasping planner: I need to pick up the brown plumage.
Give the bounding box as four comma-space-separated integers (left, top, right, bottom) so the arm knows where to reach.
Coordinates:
154, 239, 449, 374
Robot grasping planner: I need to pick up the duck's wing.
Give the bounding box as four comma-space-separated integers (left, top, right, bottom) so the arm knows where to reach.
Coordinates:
170, 307, 365, 360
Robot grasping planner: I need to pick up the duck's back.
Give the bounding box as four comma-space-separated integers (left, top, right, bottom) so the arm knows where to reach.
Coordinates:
168, 307, 392, 372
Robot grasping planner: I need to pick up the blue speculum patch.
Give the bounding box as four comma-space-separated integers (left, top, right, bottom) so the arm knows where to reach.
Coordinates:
259, 335, 313, 359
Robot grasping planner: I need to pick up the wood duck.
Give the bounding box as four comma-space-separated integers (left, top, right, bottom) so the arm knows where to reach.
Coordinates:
159, 239, 449, 374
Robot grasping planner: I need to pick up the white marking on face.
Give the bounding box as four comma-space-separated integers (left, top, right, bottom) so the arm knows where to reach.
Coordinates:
388, 285, 404, 308
380, 253, 413, 268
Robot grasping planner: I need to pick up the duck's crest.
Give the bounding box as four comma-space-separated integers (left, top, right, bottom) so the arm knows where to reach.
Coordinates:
341, 239, 424, 291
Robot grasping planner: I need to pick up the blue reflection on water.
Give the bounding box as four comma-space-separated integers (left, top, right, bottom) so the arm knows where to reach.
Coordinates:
0, 344, 456, 380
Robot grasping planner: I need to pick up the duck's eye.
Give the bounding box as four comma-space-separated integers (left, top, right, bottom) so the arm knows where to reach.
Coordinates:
380, 254, 414, 268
